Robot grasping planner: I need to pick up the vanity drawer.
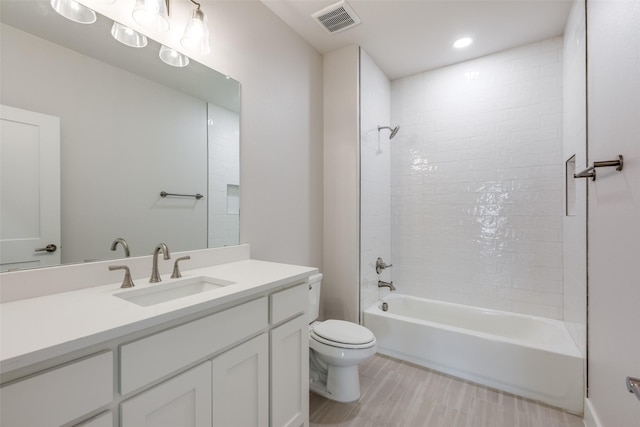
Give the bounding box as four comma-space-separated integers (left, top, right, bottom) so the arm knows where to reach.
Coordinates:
0, 351, 113, 427
270, 282, 307, 325
120, 297, 268, 395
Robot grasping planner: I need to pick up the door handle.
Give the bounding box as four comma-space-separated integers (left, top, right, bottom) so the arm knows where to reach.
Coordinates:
627, 377, 640, 402
35, 244, 57, 253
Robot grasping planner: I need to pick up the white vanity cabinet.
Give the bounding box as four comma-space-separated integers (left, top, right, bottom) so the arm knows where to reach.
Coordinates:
119, 296, 271, 427
119, 283, 308, 427
270, 284, 309, 427
121, 326, 273, 427
0, 259, 314, 427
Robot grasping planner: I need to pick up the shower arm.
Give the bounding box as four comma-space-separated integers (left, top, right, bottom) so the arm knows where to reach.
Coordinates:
377, 125, 400, 139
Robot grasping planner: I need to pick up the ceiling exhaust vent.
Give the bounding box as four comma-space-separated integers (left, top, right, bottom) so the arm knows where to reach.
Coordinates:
312, 0, 362, 34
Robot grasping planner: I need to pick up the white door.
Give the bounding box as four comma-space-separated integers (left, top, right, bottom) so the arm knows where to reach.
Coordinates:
212, 334, 268, 427
271, 315, 309, 427
0, 105, 60, 271
121, 362, 212, 427
587, 0, 640, 425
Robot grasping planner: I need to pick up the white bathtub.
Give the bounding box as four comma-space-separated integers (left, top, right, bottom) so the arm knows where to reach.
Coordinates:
363, 293, 584, 413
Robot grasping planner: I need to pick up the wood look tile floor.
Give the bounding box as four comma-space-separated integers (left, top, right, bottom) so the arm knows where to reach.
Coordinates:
309, 354, 584, 427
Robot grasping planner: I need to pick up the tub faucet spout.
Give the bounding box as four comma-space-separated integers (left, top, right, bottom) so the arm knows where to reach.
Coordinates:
378, 280, 396, 291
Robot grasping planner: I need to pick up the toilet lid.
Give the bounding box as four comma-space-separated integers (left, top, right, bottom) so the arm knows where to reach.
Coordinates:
312, 320, 375, 345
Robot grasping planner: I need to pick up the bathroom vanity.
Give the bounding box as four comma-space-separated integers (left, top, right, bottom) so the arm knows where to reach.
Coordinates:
0, 245, 314, 427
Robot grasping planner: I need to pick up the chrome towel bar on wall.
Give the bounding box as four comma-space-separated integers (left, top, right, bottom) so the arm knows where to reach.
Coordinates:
574, 155, 623, 181
160, 191, 204, 200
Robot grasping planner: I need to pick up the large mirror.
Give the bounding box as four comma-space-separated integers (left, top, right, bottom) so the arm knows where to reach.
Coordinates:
0, 1, 240, 272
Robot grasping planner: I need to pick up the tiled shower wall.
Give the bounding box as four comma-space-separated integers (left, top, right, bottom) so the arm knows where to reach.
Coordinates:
208, 103, 240, 248
390, 38, 564, 319
360, 49, 392, 319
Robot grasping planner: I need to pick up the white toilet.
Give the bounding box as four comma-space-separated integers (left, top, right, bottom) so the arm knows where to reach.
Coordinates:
308, 273, 377, 403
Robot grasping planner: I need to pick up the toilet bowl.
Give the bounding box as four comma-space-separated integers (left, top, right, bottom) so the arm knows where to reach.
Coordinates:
308, 274, 377, 402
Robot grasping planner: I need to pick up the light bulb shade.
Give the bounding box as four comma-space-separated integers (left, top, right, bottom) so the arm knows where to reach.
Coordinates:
180, 8, 210, 55
159, 45, 190, 67
111, 22, 148, 48
50, 0, 96, 24
132, 0, 170, 32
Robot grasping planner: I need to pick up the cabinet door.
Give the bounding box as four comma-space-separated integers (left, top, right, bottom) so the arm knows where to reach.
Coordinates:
212, 334, 268, 427
121, 362, 211, 427
271, 315, 309, 427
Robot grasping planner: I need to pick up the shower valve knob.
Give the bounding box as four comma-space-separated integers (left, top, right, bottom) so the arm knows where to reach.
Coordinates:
376, 257, 393, 274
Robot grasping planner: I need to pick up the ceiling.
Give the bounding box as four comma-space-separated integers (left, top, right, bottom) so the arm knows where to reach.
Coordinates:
261, 0, 573, 80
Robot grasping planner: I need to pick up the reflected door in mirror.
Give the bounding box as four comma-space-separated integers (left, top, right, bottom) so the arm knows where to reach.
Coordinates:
1, 105, 61, 271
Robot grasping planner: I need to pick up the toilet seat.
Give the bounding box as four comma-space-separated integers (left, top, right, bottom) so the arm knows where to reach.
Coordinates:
311, 320, 376, 350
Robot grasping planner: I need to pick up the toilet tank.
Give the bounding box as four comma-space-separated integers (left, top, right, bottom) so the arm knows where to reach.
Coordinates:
308, 273, 323, 323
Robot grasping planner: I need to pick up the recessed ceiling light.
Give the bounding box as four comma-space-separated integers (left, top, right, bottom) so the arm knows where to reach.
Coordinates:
453, 37, 473, 49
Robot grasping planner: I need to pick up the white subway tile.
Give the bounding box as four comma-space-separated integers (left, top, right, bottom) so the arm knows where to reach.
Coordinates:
388, 37, 564, 319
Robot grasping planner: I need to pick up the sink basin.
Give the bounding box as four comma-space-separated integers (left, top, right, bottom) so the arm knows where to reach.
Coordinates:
114, 276, 235, 307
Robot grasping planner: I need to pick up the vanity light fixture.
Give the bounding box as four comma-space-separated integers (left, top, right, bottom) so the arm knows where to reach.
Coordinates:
180, 0, 211, 55
159, 45, 190, 67
132, 0, 170, 33
50, 0, 97, 24
453, 37, 473, 49
51, 0, 211, 68
111, 22, 148, 48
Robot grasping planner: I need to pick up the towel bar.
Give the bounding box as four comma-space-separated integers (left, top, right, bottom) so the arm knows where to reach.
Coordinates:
160, 191, 204, 200
574, 155, 623, 181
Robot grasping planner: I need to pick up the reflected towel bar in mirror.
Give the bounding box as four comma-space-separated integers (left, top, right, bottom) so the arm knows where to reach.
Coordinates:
574, 155, 623, 181
160, 191, 204, 200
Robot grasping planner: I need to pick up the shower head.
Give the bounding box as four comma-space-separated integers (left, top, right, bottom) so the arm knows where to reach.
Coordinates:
378, 125, 400, 139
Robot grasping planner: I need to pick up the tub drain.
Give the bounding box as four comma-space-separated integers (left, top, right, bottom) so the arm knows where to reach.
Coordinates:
382, 302, 388, 311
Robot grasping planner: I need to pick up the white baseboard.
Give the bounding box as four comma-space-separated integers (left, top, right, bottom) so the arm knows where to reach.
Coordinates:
583, 398, 603, 427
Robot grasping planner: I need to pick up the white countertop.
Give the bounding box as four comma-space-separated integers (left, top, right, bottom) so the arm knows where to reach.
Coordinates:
0, 259, 317, 375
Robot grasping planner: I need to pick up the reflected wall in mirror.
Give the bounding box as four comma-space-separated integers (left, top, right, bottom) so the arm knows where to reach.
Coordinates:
0, 1, 240, 272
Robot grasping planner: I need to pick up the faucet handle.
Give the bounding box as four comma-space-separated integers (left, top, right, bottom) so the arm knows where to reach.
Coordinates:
376, 257, 393, 274
171, 256, 191, 279
109, 265, 135, 288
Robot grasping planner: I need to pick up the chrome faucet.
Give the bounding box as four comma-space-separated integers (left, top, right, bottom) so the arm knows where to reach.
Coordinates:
378, 280, 396, 291
110, 237, 130, 257
150, 243, 171, 283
